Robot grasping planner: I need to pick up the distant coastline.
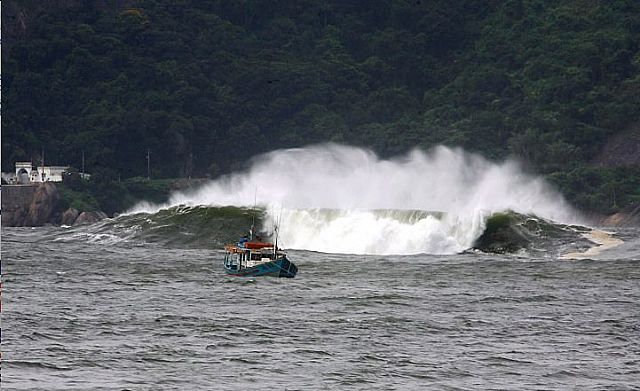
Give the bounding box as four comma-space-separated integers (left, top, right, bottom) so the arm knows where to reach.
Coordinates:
2, 181, 638, 228
1, 178, 207, 227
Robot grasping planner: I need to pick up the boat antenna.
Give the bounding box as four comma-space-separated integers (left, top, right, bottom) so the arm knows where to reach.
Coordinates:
274, 224, 278, 258
274, 204, 283, 256
250, 188, 257, 241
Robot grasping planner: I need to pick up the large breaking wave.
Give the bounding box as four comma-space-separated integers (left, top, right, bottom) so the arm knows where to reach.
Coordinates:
116, 144, 581, 255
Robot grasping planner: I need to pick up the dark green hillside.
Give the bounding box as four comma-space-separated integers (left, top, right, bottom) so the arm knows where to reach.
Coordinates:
3, 0, 639, 214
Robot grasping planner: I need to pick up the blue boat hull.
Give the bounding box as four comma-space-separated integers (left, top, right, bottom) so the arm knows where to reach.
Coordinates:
224, 257, 298, 278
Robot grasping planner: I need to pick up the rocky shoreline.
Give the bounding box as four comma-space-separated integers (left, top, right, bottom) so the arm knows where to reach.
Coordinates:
596, 203, 640, 227
2, 183, 108, 227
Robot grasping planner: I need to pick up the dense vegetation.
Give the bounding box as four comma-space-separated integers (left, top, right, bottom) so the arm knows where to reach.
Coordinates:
58, 172, 190, 215
3, 0, 640, 214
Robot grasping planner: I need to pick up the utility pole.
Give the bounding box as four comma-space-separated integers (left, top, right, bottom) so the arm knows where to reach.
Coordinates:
81, 150, 85, 179
146, 148, 151, 180
41, 146, 45, 182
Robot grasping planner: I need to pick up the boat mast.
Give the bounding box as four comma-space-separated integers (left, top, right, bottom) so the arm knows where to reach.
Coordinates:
274, 205, 283, 257
274, 225, 278, 258
250, 189, 256, 241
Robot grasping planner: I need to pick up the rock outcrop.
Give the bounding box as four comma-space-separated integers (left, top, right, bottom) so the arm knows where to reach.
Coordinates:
599, 203, 640, 227
74, 211, 108, 225
594, 126, 640, 168
61, 207, 80, 225
1, 183, 108, 226
24, 182, 61, 226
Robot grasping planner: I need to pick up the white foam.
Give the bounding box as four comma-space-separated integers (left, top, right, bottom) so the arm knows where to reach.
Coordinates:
560, 230, 624, 259
127, 144, 579, 254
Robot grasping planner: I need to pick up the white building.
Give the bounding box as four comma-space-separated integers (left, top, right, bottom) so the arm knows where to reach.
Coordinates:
10, 162, 70, 183
38, 166, 69, 182
15, 162, 34, 184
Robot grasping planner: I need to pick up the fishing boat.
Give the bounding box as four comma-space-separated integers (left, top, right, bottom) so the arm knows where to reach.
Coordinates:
223, 227, 298, 278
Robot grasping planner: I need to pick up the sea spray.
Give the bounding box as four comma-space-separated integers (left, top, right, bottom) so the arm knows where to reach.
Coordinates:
269, 209, 470, 255
126, 144, 579, 254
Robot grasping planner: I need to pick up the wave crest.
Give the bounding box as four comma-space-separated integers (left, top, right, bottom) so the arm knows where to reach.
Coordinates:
114, 144, 583, 255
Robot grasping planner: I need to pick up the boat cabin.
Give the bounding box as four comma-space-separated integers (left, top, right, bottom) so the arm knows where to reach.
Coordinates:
223, 243, 284, 271
222, 231, 297, 278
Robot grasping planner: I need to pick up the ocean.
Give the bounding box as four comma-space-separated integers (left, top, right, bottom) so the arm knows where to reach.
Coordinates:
2, 223, 639, 390
3, 145, 639, 389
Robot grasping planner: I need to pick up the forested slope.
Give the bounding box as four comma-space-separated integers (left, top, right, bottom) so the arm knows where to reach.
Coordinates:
3, 0, 639, 214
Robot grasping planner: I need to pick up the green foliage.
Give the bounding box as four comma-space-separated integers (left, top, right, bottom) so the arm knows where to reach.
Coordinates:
547, 166, 640, 214
87, 169, 135, 216
59, 173, 180, 216
123, 177, 174, 205
3, 0, 640, 214
58, 179, 100, 212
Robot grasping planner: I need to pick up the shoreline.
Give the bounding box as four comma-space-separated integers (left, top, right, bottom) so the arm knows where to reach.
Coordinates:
2, 182, 639, 228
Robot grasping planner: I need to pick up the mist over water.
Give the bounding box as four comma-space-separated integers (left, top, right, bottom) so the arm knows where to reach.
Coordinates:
129, 144, 578, 254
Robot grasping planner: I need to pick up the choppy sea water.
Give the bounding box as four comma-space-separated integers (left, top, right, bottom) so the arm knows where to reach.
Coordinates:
2, 226, 640, 390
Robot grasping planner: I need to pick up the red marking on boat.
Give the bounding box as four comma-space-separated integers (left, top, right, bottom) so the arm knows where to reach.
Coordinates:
244, 242, 274, 249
